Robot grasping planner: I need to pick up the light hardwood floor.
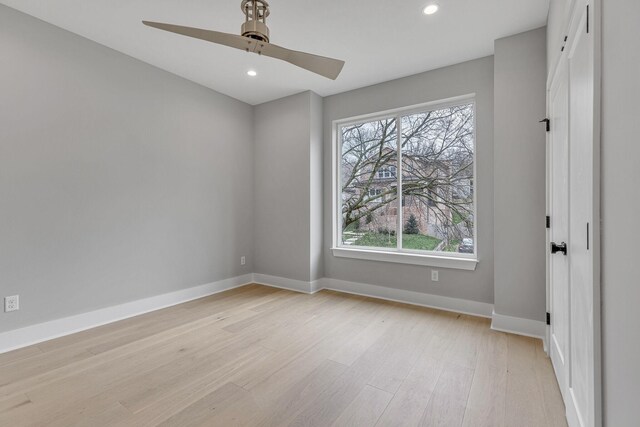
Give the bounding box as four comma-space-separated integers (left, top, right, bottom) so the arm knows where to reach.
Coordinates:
0, 285, 566, 427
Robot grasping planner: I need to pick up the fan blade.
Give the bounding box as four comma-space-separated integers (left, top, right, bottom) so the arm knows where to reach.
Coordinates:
142, 21, 258, 52
142, 21, 345, 80
256, 42, 345, 80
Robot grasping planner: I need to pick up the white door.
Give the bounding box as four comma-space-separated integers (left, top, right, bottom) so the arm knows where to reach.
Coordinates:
547, 2, 600, 427
548, 54, 570, 402
566, 3, 598, 426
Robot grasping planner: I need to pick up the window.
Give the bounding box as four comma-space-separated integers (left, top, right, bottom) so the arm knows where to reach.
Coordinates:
377, 166, 396, 179
335, 97, 477, 267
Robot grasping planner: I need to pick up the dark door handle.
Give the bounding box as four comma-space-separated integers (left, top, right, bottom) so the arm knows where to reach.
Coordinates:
551, 242, 567, 255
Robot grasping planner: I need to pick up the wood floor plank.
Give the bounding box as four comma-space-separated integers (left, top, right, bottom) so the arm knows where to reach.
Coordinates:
420, 362, 475, 427
460, 327, 509, 427
476, 328, 508, 370
32, 284, 269, 355
199, 394, 261, 426
252, 360, 348, 427
0, 307, 235, 402
229, 299, 369, 391
441, 315, 485, 370
0, 394, 32, 413
113, 335, 265, 414
504, 334, 548, 427
248, 322, 362, 410
0, 285, 567, 427
331, 385, 393, 427
40, 400, 132, 427
0, 346, 42, 367
328, 304, 395, 366
461, 365, 506, 427
3, 335, 238, 427
112, 347, 277, 427
367, 309, 440, 393
505, 370, 547, 427
506, 334, 539, 374
287, 306, 427, 426
534, 352, 568, 427
375, 352, 446, 426
0, 347, 94, 389
156, 382, 247, 427
68, 402, 132, 427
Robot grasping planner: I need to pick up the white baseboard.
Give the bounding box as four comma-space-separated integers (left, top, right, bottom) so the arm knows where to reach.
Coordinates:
0, 274, 253, 354
310, 278, 325, 294
322, 278, 494, 318
250, 275, 493, 319
252, 273, 317, 294
490, 310, 547, 340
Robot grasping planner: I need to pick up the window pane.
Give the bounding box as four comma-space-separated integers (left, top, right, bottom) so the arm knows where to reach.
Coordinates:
401, 104, 475, 253
340, 118, 398, 248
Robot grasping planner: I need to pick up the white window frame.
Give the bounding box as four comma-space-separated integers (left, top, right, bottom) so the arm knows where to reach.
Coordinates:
331, 94, 478, 271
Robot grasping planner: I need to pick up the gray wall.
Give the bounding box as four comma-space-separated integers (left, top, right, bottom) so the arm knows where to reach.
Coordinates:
322, 57, 495, 304
309, 93, 324, 281
253, 91, 323, 282
0, 5, 254, 333
601, 1, 640, 424
493, 28, 547, 322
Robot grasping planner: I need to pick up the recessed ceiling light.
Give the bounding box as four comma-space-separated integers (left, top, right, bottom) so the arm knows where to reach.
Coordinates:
247, 70, 257, 77
423, 4, 439, 15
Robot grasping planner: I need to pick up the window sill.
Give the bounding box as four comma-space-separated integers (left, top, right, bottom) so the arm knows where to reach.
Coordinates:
331, 247, 478, 271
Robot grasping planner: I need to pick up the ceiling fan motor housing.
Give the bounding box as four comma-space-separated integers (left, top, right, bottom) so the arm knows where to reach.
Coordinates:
241, 0, 270, 42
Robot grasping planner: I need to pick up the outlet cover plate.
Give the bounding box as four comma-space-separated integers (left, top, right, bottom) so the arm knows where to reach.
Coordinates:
5, 295, 19, 312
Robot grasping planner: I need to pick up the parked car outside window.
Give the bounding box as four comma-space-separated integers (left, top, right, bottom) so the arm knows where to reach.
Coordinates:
458, 238, 474, 253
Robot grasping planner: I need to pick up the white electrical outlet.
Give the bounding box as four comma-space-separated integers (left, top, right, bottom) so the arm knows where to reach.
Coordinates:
240, 256, 246, 266
431, 270, 439, 282
4, 295, 19, 312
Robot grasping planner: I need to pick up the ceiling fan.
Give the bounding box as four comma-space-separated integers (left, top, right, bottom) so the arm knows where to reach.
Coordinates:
143, 0, 345, 80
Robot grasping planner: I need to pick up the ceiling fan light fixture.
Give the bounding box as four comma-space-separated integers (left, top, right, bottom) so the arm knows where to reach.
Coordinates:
423, 3, 439, 15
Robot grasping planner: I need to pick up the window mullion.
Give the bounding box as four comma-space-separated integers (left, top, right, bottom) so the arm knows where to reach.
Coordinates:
396, 114, 402, 251
337, 127, 342, 247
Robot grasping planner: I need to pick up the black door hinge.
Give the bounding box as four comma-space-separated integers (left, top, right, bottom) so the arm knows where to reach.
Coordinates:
586, 5, 590, 34
546, 216, 551, 229
546, 312, 551, 325
539, 118, 550, 132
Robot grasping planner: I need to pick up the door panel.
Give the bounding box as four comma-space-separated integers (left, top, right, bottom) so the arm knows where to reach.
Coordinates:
548, 56, 570, 401
547, 3, 599, 427
567, 6, 595, 427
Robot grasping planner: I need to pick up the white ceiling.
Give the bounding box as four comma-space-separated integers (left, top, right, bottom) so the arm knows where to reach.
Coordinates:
1, 0, 549, 105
